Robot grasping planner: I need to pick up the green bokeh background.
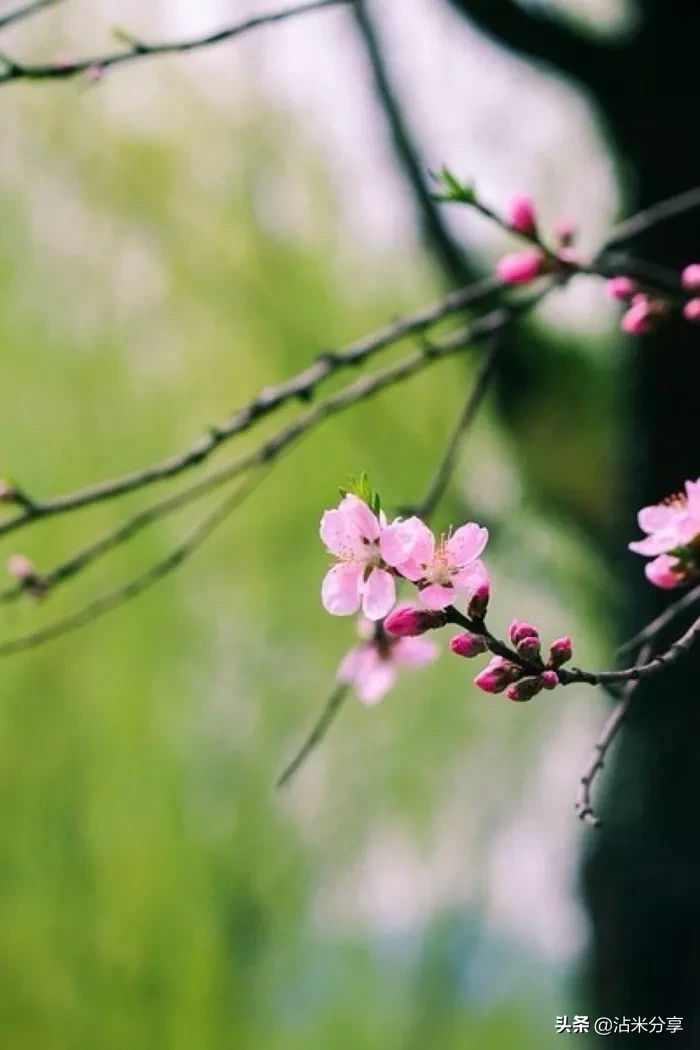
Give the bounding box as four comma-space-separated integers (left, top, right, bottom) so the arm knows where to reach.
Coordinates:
0, 4, 622, 1046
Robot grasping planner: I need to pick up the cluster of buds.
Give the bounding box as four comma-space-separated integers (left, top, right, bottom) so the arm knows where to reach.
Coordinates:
450, 618, 573, 703
496, 194, 576, 286
606, 263, 700, 334
605, 276, 670, 334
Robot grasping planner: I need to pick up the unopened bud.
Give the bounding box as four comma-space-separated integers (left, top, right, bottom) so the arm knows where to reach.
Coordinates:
450, 632, 488, 659
506, 676, 543, 702
508, 619, 538, 647
684, 298, 700, 324
548, 636, 573, 667
474, 657, 520, 695
496, 250, 544, 285
605, 276, 637, 302
516, 635, 541, 661
467, 578, 490, 620
682, 263, 700, 291
7, 554, 46, 598
384, 602, 445, 638
506, 193, 537, 236
621, 298, 652, 335
540, 670, 559, 690
86, 63, 104, 83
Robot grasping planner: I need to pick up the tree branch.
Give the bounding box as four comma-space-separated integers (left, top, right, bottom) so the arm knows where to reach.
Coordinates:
276, 683, 349, 789
0, 0, 351, 84
0, 0, 63, 33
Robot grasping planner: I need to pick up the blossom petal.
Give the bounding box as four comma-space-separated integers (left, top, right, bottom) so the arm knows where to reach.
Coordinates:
320, 508, 353, 557
380, 519, 421, 567
446, 523, 488, 566
361, 568, 395, 620
638, 504, 675, 534
342, 494, 380, 541
354, 651, 396, 705
418, 583, 456, 610
452, 558, 489, 589
322, 562, 363, 615
645, 554, 684, 590
629, 533, 680, 556
336, 645, 361, 682
394, 636, 439, 667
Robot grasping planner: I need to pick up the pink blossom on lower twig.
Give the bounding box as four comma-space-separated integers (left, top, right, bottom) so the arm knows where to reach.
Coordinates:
337, 620, 438, 705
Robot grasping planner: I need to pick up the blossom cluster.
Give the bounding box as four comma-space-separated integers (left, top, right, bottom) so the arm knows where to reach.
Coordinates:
629, 478, 700, 588
493, 192, 700, 335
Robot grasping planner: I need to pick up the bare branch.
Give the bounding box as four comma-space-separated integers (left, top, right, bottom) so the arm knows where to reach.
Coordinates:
404, 334, 502, 520
0, 0, 63, 33
0, 472, 265, 659
616, 584, 700, 659
575, 644, 653, 828
0, 0, 351, 84
600, 185, 700, 254
276, 683, 349, 789
0, 277, 502, 543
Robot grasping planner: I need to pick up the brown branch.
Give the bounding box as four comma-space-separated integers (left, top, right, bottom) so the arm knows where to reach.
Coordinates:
0, 276, 502, 543
0, 0, 351, 83
600, 185, 700, 254
276, 683, 349, 789
575, 644, 653, 828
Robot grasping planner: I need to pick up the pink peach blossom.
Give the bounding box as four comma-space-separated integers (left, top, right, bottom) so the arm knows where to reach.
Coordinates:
337, 621, 438, 705
382, 516, 488, 610
506, 193, 537, 235
496, 250, 543, 285
629, 479, 700, 557
320, 494, 398, 620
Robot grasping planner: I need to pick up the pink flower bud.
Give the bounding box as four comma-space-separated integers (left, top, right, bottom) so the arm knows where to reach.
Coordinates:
682, 264, 700, 291
8, 554, 34, 581
540, 670, 559, 690
450, 632, 488, 658
86, 63, 104, 83
0, 480, 13, 502
605, 276, 637, 302
384, 602, 446, 637
516, 635, 541, 661
683, 298, 700, 323
474, 656, 520, 694
553, 217, 576, 248
506, 193, 537, 236
466, 577, 490, 620
644, 554, 685, 590
548, 636, 573, 667
621, 299, 652, 335
505, 676, 543, 702
508, 619, 538, 646
496, 250, 544, 285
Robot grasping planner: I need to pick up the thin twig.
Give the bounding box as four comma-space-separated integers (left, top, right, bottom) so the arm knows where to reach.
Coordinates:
406, 336, 502, 520
616, 583, 700, 658
0, 277, 502, 543
0, 0, 63, 32
601, 185, 700, 253
0, 471, 265, 658
276, 683, 349, 789
575, 644, 653, 828
0, 0, 350, 83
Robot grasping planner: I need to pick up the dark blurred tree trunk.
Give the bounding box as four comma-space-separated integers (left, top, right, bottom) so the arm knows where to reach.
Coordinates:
442, 2, 700, 1043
